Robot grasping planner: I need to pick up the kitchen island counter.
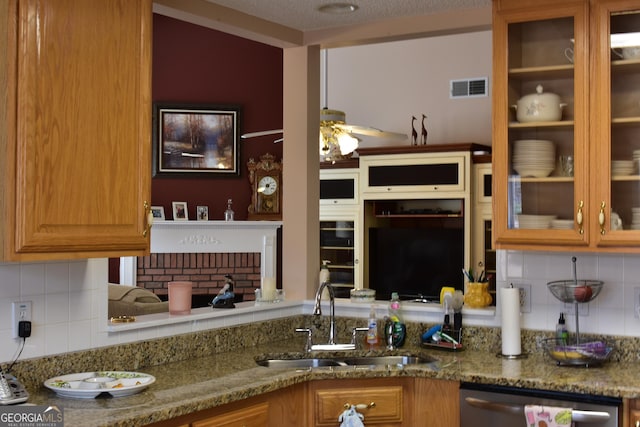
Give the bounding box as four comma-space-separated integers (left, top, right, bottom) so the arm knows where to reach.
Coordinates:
24, 339, 640, 427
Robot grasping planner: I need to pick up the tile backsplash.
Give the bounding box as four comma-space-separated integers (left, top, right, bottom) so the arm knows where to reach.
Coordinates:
1, 250, 640, 363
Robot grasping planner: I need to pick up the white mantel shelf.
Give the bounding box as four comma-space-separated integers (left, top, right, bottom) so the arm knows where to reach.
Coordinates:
119, 220, 282, 285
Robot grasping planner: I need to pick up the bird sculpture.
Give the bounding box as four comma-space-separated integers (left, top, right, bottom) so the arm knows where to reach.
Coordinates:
421, 114, 428, 145
411, 116, 418, 145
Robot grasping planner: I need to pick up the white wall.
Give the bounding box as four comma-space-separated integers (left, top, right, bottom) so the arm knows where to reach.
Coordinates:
325, 31, 493, 149
499, 251, 640, 337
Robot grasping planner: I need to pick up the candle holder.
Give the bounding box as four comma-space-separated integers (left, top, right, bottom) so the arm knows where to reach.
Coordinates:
255, 289, 285, 305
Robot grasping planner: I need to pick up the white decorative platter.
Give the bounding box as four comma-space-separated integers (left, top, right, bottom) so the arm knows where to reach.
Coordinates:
44, 371, 155, 399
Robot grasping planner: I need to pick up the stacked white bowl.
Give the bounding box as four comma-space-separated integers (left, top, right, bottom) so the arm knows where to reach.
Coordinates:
632, 207, 640, 230
513, 140, 555, 178
612, 160, 634, 176
634, 150, 640, 174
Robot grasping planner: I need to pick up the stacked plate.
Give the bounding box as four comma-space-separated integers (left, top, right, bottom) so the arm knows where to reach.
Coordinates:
551, 219, 574, 229
512, 140, 555, 178
516, 214, 557, 229
612, 160, 634, 176
632, 207, 640, 230
634, 150, 640, 174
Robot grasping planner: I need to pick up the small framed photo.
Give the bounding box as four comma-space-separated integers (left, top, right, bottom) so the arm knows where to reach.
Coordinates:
172, 202, 189, 221
151, 206, 165, 221
196, 205, 209, 221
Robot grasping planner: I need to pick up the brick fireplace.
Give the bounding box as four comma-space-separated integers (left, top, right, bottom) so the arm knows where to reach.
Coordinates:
136, 252, 262, 303
119, 221, 281, 306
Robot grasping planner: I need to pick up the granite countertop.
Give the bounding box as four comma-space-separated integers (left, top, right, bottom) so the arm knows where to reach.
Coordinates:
25, 340, 640, 427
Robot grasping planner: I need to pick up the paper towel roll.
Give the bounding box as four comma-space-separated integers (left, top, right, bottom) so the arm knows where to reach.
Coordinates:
501, 287, 521, 356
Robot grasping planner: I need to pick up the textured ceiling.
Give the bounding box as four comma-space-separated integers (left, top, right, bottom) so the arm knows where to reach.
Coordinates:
204, 0, 491, 32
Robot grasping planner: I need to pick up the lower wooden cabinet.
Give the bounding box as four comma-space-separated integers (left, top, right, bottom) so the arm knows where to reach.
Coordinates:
147, 378, 459, 427
147, 383, 306, 427
309, 378, 406, 426
627, 398, 640, 427
308, 377, 459, 427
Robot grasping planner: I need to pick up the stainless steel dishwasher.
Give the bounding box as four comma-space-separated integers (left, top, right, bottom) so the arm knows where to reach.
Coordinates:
460, 382, 621, 426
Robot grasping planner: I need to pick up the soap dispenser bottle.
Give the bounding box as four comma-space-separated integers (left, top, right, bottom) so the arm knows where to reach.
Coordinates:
366, 305, 378, 347
319, 260, 330, 285
556, 313, 568, 341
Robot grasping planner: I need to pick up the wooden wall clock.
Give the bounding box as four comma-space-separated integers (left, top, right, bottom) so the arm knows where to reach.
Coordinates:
247, 153, 282, 220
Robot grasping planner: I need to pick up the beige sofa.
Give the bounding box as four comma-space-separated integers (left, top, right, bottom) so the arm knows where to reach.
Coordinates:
108, 284, 169, 317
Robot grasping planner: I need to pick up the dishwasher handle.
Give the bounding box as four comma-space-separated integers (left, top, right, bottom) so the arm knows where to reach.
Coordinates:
464, 397, 611, 423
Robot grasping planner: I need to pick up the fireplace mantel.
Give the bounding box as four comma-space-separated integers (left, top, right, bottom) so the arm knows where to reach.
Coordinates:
119, 221, 282, 284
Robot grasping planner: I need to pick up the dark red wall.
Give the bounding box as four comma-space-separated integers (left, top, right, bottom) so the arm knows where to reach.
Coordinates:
151, 14, 283, 220
109, 15, 283, 283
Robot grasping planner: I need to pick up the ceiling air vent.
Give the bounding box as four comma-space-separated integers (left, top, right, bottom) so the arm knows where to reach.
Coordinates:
450, 77, 488, 99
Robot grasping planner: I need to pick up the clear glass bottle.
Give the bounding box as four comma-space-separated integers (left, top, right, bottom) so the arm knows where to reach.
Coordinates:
224, 198, 234, 221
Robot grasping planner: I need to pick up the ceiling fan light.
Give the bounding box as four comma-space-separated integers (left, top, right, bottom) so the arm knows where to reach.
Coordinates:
336, 132, 359, 155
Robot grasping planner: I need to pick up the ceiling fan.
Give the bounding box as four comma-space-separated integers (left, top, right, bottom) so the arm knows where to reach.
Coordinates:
241, 50, 407, 161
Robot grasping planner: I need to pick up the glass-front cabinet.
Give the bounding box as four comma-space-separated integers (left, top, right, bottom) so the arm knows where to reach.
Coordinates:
319, 217, 358, 296
493, 0, 640, 252
593, 1, 640, 248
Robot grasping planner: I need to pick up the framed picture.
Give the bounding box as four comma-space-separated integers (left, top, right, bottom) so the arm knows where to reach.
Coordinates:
150, 206, 165, 221
196, 205, 209, 221
153, 102, 242, 177
172, 202, 189, 221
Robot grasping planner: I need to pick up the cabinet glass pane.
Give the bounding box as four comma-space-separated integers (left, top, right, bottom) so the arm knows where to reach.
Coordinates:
368, 163, 458, 187
483, 219, 496, 306
610, 11, 640, 232
320, 179, 355, 200
320, 221, 355, 286
506, 17, 576, 231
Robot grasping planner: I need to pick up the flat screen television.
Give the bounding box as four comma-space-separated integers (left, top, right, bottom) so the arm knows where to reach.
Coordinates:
368, 226, 464, 301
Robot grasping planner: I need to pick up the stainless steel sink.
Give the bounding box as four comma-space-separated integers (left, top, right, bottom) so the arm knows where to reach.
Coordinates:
256, 354, 435, 369
341, 355, 434, 366
256, 358, 346, 368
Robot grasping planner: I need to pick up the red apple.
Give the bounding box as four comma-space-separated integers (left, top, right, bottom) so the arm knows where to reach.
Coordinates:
574, 285, 593, 302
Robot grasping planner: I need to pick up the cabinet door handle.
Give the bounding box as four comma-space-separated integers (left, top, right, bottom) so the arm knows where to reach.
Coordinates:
576, 200, 584, 235
598, 201, 606, 235
143, 201, 153, 237
344, 402, 376, 410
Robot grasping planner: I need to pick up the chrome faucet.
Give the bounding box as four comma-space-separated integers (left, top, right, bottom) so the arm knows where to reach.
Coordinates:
313, 281, 336, 345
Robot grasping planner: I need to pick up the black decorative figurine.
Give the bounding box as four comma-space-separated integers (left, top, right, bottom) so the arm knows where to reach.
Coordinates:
421, 114, 428, 145
411, 116, 418, 145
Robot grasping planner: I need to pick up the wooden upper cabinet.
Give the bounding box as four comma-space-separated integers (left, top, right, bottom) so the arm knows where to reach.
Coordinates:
492, 0, 640, 252
1, 0, 152, 261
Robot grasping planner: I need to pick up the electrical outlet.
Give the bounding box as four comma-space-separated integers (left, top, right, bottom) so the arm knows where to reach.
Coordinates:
517, 284, 531, 313
12, 301, 32, 339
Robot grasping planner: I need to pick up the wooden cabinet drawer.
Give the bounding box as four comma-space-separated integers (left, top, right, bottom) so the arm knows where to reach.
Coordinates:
191, 401, 268, 427
314, 385, 403, 426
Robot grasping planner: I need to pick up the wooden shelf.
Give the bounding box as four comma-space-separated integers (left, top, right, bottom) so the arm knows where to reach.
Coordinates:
508, 64, 574, 79
508, 176, 573, 183
508, 120, 574, 129
374, 213, 463, 219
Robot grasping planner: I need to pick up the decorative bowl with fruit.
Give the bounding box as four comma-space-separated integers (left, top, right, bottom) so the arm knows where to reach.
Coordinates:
547, 280, 603, 303
542, 338, 613, 366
